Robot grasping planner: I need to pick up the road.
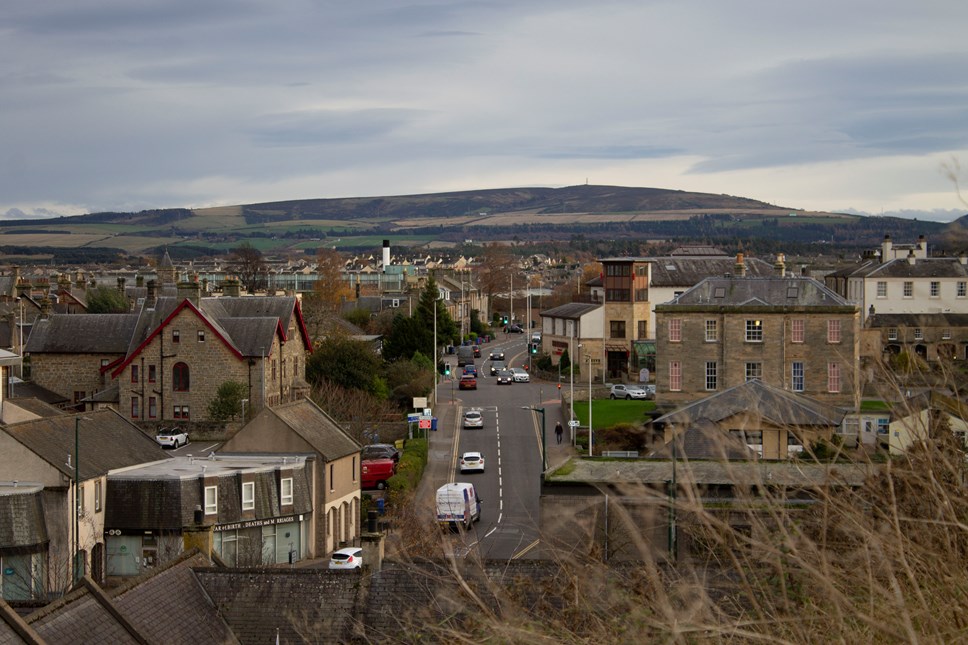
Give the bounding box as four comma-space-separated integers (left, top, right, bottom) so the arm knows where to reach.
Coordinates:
437, 336, 563, 560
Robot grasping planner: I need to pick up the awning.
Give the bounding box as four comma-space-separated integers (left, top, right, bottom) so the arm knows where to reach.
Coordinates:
633, 340, 656, 356
604, 344, 628, 353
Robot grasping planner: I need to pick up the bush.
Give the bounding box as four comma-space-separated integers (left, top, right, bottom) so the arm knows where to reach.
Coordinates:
387, 438, 428, 498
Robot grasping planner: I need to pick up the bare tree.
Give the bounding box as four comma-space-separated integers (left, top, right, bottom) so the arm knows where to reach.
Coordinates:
230, 242, 267, 293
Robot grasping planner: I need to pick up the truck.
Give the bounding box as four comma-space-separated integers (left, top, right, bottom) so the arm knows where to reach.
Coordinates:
457, 344, 475, 367
361, 458, 397, 490
435, 482, 481, 529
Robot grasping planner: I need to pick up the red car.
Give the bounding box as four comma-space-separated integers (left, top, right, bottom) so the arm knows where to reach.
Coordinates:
459, 374, 477, 390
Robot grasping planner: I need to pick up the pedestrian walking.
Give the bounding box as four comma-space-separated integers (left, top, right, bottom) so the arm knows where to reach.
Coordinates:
554, 421, 563, 445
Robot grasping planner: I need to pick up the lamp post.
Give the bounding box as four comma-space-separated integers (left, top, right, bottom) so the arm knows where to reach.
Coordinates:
240, 398, 248, 422
74, 415, 81, 584
522, 406, 547, 475
587, 355, 594, 456
569, 329, 575, 444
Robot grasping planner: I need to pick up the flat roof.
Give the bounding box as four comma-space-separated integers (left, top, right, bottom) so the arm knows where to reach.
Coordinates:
109, 454, 308, 481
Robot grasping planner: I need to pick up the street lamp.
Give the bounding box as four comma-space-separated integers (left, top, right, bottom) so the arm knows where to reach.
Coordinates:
72, 415, 91, 585
522, 406, 547, 475
240, 398, 248, 422
587, 355, 594, 456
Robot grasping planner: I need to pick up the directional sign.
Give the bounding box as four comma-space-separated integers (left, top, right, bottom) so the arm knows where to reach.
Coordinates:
568, 420, 580, 428
407, 413, 420, 423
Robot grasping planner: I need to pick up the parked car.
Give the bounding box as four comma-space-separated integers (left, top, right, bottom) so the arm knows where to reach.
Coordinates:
506, 324, 524, 333
155, 427, 189, 449
361, 458, 396, 490
610, 383, 650, 400
329, 547, 363, 570
361, 443, 401, 463
463, 364, 478, 377
489, 351, 505, 361
463, 409, 484, 429
496, 369, 513, 385
489, 360, 506, 376
459, 451, 485, 473
459, 374, 478, 390
510, 367, 530, 383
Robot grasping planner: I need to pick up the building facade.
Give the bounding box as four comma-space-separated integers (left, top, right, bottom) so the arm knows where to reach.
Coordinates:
655, 276, 861, 408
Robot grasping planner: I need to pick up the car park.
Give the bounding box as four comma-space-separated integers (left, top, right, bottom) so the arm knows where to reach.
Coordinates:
329, 547, 363, 570
459, 451, 485, 473
489, 360, 506, 376
459, 374, 477, 390
463, 409, 484, 429
361, 443, 401, 463
510, 367, 530, 383
489, 351, 505, 361
155, 427, 189, 449
610, 384, 650, 400
496, 369, 513, 385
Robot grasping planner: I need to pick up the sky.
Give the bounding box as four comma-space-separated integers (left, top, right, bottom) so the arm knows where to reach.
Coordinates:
3, 0, 968, 221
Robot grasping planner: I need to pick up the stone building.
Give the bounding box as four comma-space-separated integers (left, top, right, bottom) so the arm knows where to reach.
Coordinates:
655, 275, 860, 409
109, 282, 312, 424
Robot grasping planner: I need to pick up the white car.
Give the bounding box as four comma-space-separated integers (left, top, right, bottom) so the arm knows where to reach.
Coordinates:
510, 367, 530, 383
463, 409, 484, 429
610, 384, 650, 400
329, 547, 363, 570
459, 451, 485, 473
155, 427, 189, 448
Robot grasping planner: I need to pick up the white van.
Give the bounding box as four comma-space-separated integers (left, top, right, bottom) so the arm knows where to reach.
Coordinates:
435, 482, 482, 529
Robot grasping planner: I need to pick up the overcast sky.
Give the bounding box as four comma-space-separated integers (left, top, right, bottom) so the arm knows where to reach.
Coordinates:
3, 0, 967, 220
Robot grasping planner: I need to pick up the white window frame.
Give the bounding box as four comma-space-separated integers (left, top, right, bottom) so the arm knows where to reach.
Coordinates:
827, 319, 841, 344
914, 328, 923, 341
791, 319, 805, 343
745, 362, 762, 381
745, 319, 763, 343
827, 362, 841, 393
903, 281, 913, 298
876, 281, 887, 298
281, 477, 293, 506
888, 327, 898, 341
669, 361, 681, 392
705, 361, 717, 391
704, 319, 717, 342
204, 485, 218, 515
930, 281, 940, 297
242, 482, 255, 511
943, 328, 952, 340
669, 318, 682, 343
959, 281, 967, 298
792, 361, 804, 392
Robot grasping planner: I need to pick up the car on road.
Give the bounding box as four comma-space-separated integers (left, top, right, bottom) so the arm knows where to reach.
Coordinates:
510, 367, 530, 383
361, 443, 401, 463
496, 369, 513, 385
610, 383, 651, 400
489, 360, 506, 375
156, 427, 189, 449
463, 364, 478, 377
459, 374, 478, 390
473, 345, 481, 358
489, 351, 505, 361
506, 324, 524, 333
459, 451, 485, 473
329, 547, 363, 570
463, 409, 484, 429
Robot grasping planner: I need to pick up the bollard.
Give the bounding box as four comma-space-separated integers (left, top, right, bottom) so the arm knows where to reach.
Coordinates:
367, 509, 378, 533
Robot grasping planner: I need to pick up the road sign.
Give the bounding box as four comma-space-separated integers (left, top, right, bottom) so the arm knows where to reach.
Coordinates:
418, 418, 432, 430
568, 420, 580, 428
407, 413, 420, 423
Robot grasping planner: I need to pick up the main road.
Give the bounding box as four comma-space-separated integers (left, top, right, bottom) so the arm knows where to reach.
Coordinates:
437, 336, 562, 560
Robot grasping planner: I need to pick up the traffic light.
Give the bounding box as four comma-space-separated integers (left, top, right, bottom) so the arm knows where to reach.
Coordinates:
530, 343, 538, 354
445, 363, 451, 376
502, 315, 509, 325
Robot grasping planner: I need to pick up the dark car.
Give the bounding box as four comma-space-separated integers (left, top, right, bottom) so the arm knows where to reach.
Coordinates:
507, 324, 524, 333
361, 443, 401, 463
489, 360, 506, 376
496, 369, 513, 384
473, 345, 481, 358
489, 351, 505, 361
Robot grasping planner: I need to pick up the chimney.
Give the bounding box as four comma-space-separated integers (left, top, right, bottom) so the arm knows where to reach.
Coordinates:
907, 250, 916, 265
58, 273, 71, 294
117, 276, 126, 294
183, 504, 215, 559
136, 275, 144, 288
146, 279, 157, 309
15, 278, 29, 299
735, 253, 746, 278
882, 234, 892, 262
382, 240, 391, 273
774, 253, 786, 277
75, 271, 85, 290
224, 276, 241, 298
40, 295, 52, 319
918, 234, 926, 255
360, 510, 386, 572
177, 275, 202, 306
960, 255, 967, 265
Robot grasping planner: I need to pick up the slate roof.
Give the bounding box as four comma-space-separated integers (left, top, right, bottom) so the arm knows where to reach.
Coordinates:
654, 379, 846, 429
5, 383, 69, 407
0, 409, 169, 481
26, 578, 145, 645
867, 312, 968, 328
0, 597, 44, 645
647, 256, 775, 287
193, 567, 362, 644
110, 551, 238, 645
828, 257, 968, 279
2, 397, 66, 418
261, 398, 362, 461
539, 302, 601, 320
0, 483, 48, 549
662, 276, 851, 309
25, 314, 139, 354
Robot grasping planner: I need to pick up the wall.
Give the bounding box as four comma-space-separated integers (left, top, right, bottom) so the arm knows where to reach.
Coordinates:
29, 353, 116, 402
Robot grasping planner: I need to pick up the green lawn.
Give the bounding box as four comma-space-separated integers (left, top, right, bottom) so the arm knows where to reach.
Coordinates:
572, 399, 655, 428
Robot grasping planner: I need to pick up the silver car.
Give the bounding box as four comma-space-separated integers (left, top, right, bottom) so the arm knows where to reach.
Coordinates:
610, 384, 650, 400
510, 368, 530, 383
